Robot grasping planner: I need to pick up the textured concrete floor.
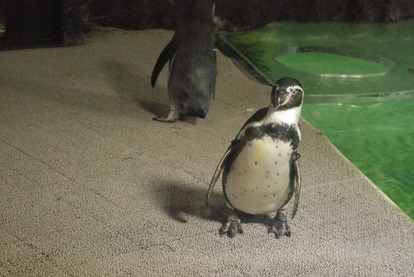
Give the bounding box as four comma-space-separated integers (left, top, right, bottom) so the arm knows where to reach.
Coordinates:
1, 28, 413, 276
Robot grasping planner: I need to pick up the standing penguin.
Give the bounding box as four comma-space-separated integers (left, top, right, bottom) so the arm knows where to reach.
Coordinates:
150, 0, 217, 122
206, 77, 304, 238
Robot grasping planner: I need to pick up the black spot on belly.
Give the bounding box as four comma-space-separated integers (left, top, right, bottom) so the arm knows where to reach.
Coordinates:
254, 161, 258, 165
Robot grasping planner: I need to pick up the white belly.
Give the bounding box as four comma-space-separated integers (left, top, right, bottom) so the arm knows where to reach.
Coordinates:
224, 137, 293, 215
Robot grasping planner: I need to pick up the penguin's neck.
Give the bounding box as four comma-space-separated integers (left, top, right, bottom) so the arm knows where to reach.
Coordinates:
262, 104, 302, 126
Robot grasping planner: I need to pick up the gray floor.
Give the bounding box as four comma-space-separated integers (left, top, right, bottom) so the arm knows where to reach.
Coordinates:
1, 28, 413, 276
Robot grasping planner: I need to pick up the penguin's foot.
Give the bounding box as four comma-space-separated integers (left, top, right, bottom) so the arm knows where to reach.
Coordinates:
153, 110, 179, 123
152, 116, 177, 123
268, 210, 291, 238
219, 212, 243, 238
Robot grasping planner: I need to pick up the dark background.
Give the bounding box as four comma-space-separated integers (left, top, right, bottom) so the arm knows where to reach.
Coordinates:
1, 0, 84, 47
1, 0, 414, 47
83, 0, 414, 31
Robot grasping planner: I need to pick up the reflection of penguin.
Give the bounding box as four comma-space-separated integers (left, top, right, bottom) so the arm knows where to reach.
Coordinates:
207, 78, 304, 238
151, 0, 217, 123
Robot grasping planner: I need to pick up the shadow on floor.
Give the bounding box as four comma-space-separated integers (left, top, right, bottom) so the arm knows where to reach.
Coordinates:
150, 178, 271, 228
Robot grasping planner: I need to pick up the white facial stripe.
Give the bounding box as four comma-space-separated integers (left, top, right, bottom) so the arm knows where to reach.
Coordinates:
279, 85, 302, 106
287, 85, 303, 93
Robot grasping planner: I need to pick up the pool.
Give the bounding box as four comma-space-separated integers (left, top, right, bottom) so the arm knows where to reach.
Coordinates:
219, 19, 414, 219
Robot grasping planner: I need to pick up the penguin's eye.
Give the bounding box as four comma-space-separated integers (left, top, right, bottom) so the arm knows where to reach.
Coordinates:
293, 89, 302, 95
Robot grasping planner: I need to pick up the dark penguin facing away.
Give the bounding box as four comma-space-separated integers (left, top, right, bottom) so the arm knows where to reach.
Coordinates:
206, 77, 304, 238
151, 0, 217, 122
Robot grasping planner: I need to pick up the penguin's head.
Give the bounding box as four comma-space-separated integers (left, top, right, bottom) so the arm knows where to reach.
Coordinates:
271, 77, 304, 110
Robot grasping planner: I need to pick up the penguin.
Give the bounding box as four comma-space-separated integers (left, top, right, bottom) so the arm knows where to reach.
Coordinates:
206, 77, 304, 238
150, 0, 217, 122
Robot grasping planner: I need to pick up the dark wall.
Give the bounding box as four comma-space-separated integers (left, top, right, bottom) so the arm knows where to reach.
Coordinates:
0, 0, 5, 23
83, 0, 414, 31
6, 0, 61, 45
3, 0, 84, 47
3, 0, 413, 48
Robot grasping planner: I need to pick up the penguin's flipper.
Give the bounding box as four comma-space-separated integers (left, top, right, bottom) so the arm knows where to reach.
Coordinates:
291, 152, 301, 219
151, 34, 178, 87
206, 145, 234, 206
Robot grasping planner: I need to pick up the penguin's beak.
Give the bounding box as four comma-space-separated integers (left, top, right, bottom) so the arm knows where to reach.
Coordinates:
272, 88, 292, 108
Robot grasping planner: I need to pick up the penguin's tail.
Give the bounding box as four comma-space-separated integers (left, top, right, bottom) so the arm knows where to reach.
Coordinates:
180, 98, 209, 118
186, 107, 208, 119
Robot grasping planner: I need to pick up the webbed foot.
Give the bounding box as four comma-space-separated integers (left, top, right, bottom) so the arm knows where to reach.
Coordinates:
268, 210, 291, 238
153, 110, 179, 123
152, 116, 177, 123
219, 210, 243, 238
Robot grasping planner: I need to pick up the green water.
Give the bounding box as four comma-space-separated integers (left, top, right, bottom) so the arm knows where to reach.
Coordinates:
223, 19, 414, 219
226, 20, 413, 96
302, 101, 414, 218
276, 52, 389, 76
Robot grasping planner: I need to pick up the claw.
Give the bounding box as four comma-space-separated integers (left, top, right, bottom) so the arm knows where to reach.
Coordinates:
152, 116, 177, 123
219, 219, 243, 238
153, 109, 179, 123
219, 210, 243, 238
268, 210, 291, 239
